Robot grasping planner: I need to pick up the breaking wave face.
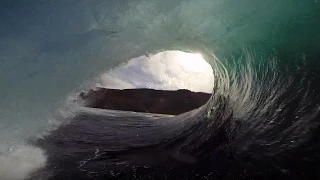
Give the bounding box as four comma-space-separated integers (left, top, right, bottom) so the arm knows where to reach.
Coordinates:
1, 0, 320, 179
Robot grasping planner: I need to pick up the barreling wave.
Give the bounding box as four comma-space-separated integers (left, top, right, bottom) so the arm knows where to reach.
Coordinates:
1, 0, 320, 179
29, 49, 320, 180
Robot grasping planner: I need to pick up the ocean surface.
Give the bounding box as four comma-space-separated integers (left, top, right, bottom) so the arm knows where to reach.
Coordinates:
0, 0, 320, 179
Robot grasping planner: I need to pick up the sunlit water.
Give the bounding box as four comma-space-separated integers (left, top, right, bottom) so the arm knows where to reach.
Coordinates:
0, 0, 320, 179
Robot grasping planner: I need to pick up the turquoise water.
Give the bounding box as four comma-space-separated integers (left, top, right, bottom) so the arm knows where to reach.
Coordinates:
0, 0, 320, 179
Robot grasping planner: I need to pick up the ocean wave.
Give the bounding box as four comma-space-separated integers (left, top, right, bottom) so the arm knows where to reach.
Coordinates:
0, 0, 319, 179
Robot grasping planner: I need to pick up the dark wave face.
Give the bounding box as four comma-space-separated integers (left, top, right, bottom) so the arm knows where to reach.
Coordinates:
1, 0, 320, 180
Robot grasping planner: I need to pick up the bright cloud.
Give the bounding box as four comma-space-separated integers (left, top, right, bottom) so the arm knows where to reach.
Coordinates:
98, 50, 214, 93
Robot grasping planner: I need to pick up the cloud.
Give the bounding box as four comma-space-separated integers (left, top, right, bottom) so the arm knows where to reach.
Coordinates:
98, 51, 214, 93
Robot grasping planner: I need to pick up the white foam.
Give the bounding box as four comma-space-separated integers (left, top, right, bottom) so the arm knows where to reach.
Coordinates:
0, 145, 47, 180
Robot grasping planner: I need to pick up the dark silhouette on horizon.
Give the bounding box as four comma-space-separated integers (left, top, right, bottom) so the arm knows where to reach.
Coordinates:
78, 88, 212, 115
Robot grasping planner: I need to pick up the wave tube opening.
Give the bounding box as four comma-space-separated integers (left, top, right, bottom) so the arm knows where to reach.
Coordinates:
78, 50, 214, 115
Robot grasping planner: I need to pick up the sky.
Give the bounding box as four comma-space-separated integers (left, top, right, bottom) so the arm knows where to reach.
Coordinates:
97, 50, 214, 93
